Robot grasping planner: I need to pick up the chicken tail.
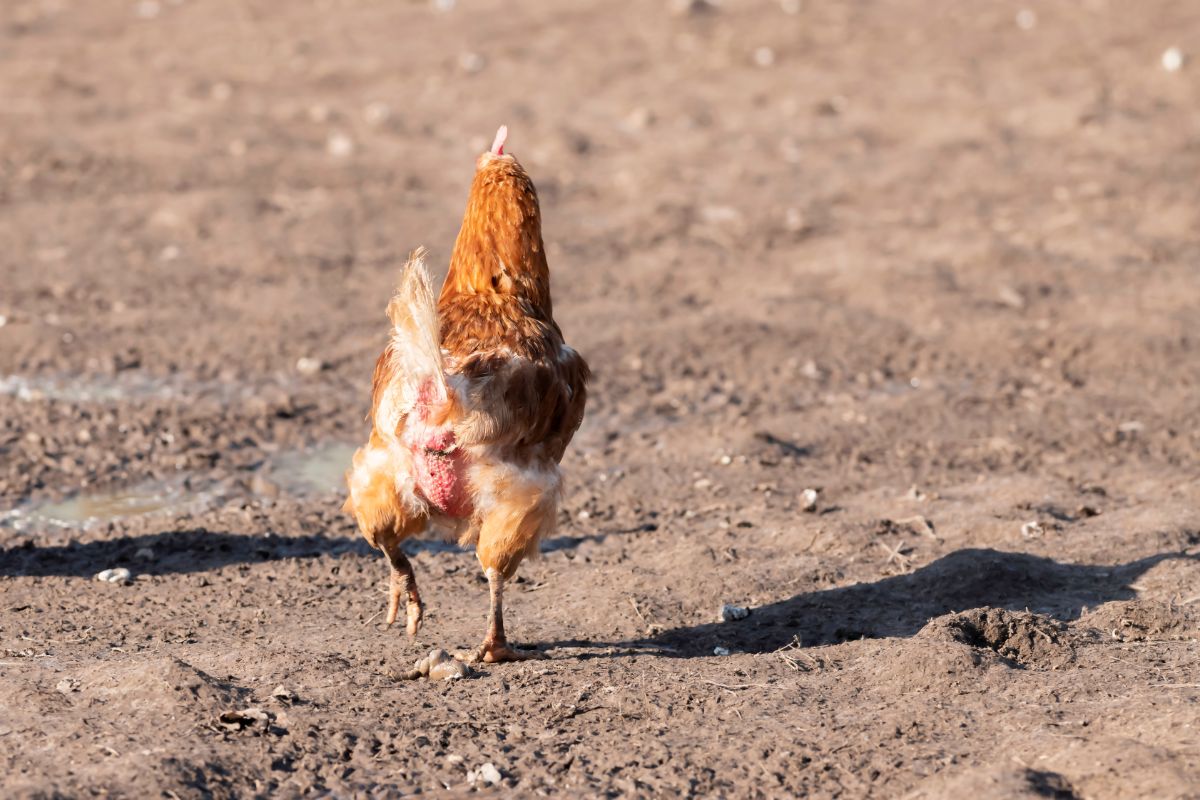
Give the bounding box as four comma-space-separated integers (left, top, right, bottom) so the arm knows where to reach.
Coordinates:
386, 247, 447, 403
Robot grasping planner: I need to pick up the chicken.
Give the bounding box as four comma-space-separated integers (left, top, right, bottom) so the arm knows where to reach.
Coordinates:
344, 126, 589, 663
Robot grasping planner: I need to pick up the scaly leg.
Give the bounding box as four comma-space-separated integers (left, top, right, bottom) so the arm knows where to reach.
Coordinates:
470, 568, 543, 663
381, 541, 423, 638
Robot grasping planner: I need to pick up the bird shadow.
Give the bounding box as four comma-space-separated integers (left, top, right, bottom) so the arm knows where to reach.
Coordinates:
550, 547, 1198, 659
0, 521, 654, 578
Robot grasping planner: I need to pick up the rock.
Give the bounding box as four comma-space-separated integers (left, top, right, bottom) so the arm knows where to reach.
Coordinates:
667, 0, 717, 16
94, 567, 132, 583
295, 357, 323, 376
471, 762, 503, 786
713, 646, 731, 656
135, 0, 161, 19
326, 133, 354, 159
55, 678, 80, 694
719, 604, 749, 622
997, 286, 1025, 309
270, 685, 297, 704
249, 473, 281, 499
458, 52, 486, 74
800, 488, 819, 512
394, 648, 470, 681
1162, 46, 1184, 72
363, 101, 391, 125
428, 660, 470, 681
218, 707, 271, 732
1020, 521, 1044, 539
622, 107, 655, 132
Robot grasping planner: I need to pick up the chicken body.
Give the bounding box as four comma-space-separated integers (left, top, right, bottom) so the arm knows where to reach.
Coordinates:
344, 129, 588, 662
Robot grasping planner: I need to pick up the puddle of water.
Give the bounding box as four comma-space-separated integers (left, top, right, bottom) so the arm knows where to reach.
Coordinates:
0, 478, 221, 533
265, 443, 358, 496
33, 487, 185, 523
0, 442, 361, 534
0, 371, 316, 405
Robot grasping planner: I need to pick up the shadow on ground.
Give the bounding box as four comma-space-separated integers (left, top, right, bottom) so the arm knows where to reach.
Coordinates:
641, 547, 1197, 657
0, 523, 651, 578
0, 529, 375, 577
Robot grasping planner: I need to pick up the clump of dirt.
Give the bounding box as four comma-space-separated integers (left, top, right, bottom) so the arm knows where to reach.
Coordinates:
922, 608, 1074, 669
1078, 600, 1200, 642
80, 657, 246, 718
914, 764, 1078, 800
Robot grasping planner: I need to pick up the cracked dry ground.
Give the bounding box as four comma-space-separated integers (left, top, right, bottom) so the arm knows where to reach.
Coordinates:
2, 1, 1199, 797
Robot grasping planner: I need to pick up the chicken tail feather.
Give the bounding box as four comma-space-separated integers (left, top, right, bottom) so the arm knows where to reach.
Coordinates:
385, 247, 449, 409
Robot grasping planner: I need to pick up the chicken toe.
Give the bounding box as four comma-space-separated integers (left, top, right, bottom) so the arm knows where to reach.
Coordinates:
382, 546, 423, 638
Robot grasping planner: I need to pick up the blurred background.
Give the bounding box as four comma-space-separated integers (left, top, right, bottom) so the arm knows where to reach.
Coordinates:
2, 1, 1199, 797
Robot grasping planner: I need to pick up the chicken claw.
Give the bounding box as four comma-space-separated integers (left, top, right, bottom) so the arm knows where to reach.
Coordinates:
383, 546, 423, 638
453, 643, 546, 664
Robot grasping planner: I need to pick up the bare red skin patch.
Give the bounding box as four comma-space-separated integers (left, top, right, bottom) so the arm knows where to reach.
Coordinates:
413, 429, 472, 518
406, 379, 473, 518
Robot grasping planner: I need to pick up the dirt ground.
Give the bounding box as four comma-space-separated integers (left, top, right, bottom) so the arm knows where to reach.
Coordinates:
2, 0, 1200, 797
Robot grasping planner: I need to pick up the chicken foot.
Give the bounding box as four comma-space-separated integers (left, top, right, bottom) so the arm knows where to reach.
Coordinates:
461, 568, 544, 663
381, 542, 423, 638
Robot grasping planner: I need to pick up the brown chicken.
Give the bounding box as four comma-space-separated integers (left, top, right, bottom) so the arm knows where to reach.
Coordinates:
344, 126, 589, 663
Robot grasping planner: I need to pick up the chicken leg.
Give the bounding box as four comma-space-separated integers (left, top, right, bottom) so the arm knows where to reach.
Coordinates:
381, 540, 423, 637
465, 568, 543, 663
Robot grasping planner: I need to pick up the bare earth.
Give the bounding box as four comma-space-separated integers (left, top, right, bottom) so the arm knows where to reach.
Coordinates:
2, 1, 1199, 797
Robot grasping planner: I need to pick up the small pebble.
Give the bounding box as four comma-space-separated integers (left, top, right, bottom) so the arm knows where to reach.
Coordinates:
326, 133, 354, 158
429, 660, 469, 681
622, 107, 655, 132
1015, 9, 1036, 30
295, 357, 323, 376
1162, 46, 1184, 72
668, 0, 717, 16
472, 763, 503, 786
249, 473, 281, 499
800, 488, 819, 513
95, 567, 132, 583
0, 315, 7, 328
432, 0, 456, 10
135, 0, 161, 19
719, 604, 749, 622
458, 52, 486, 74
753, 46, 776, 68
363, 101, 391, 125
713, 646, 731, 656
218, 707, 270, 732
1021, 521, 1044, 539
270, 685, 297, 704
